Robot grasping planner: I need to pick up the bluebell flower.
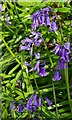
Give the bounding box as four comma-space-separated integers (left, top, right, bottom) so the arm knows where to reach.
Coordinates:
58, 59, 66, 70
42, 7, 50, 13
21, 38, 33, 44
30, 31, 40, 37
31, 19, 37, 30
53, 42, 70, 62
30, 7, 54, 30
34, 38, 42, 46
45, 16, 51, 26
53, 44, 61, 55
20, 44, 31, 50
35, 18, 39, 28
37, 14, 42, 24
26, 98, 32, 112
20, 38, 33, 51
45, 98, 52, 106
29, 61, 47, 77
59, 47, 65, 60
10, 101, 15, 110
31, 11, 39, 30
52, 71, 61, 81
38, 65, 47, 77
64, 42, 70, 51
33, 33, 42, 46
26, 97, 33, 112
32, 93, 37, 106
33, 60, 40, 72
50, 21, 57, 32
34, 53, 40, 59
64, 51, 70, 62
31, 11, 39, 19
40, 13, 45, 26
29, 31, 42, 46
16, 104, 24, 112
25, 93, 41, 112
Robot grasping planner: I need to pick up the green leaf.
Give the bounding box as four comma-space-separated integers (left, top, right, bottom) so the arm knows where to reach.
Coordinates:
54, 8, 70, 13
2, 109, 8, 118
8, 64, 20, 74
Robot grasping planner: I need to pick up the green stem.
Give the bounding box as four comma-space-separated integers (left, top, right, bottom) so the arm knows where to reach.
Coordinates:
52, 80, 59, 118
65, 63, 72, 113
43, 39, 54, 68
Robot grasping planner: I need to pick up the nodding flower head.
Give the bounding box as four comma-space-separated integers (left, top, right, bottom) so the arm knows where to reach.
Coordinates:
53, 43, 61, 55
20, 38, 33, 51
38, 65, 47, 77
50, 21, 57, 32
30, 7, 57, 31
25, 93, 41, 112
16, 104, 24, 112
64, 42, 70, 51
58, 59, 66, 70
45, 98, 52, 106
29, 60, 47, 77
53, 42, 70, 62
52, 71, 61, 81
34, 53, 40, 59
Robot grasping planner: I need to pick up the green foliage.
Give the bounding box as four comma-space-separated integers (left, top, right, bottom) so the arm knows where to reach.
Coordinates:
1, 1, 72, 119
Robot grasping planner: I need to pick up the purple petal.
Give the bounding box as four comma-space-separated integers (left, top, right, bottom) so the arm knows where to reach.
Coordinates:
50, 21, 57, 32
37, 15, 42, 24
60, 47, 65, 60
64, 42, 70, 51
45, 98, 52, 106
41, 14, 45, 25
52, 71, 61, 81
16, 104, 24, 112
38, 98, 41, 106
20, 45, 30, 50
42, 7, 50, 13
53, 44, 61, 55
65, 51, 70, 62
33, 94, 37, 106
45, 16, 51, 26
38, 66, 47, 77
31, 11, 39, 19
10, 101, 15, 110
58, 59, 66, 70
34, 60, 40, 72
34, 53, 40, 59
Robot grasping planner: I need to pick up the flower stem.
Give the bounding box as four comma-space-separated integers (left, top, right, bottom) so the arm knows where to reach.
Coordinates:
52, 80, 59, 118
65, 63, 72, 113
